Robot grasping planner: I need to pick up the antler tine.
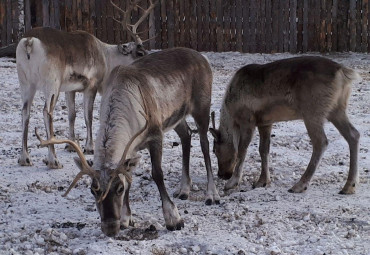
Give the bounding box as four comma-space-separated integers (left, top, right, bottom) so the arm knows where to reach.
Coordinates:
34, 128, 97, 196
111, 0, 158, 45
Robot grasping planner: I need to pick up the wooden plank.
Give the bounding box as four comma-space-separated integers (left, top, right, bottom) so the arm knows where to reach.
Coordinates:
82, 0, 90, 33
337, 0, 349, 51
89, 0, 95, 36
349, 0, 356, 51
35, 0, 43, 27
216, 0, 223, 51
259, 0, 266, 53
235, 0, 242, 52
149, 0, 156, 49
249, 0, 257, 52
209, 0, 217, 51
296, 0, 303, 52
173, 0, 179, 47
11, 0, 19, 43
368, 0, 370, 52
6, 0, 11, 44
101, 0, 107, 42
202, 0, 210, 51
77, 0, 82, 30
42, 0, 49, 27
106, 0, 114, 43
154, 0, 162, 48
283, 0, 289, 52
160, 0, 167, 48
95, 0, 101, 39
242, 0, 250, 52
65, 0, 72, 31
302, 0, 308, 52
168, 0, 175, 48
0, 1, 6, 47
319, 0, 326, 52
278, 0, 284, 52
265, 0, 272, 53
355, 0, 362, 52
271, 0, 279, 52
325, 0, 332, 52
50, 0, 55, 28
141, 0, 150, 48
289, 0, 297, 53
24, 0, 31, 32
190, 0, 197, 50
331, 0, 338, 51
230, 0, 236, 51
307, 0, 315, 51
362, 0, 369, 52
54, 0, 61, 29
196, 0, 202, 50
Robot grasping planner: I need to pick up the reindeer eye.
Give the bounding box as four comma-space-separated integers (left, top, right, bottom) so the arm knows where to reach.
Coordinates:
116, 185, 125, 195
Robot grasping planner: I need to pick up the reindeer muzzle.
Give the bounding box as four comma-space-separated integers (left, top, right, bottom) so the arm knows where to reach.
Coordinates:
101, 219, 121, 237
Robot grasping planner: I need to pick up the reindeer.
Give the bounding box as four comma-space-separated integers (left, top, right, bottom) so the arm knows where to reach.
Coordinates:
17, 0, 157, 169
210, 56, 360, 194
35, 47, 220, 237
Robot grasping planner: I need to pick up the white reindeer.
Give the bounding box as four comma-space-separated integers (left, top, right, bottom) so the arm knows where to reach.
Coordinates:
35, 47, 220, 237
210, 56, 360, 194
16, 0, 156, 169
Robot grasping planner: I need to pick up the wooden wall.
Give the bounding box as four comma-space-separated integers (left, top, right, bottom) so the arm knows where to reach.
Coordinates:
1, 0, 369, 53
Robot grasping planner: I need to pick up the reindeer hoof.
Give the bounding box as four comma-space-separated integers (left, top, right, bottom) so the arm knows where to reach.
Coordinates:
253, 178, 271, 189
178, 194, 188, 200
65, 144, 76, 152
339, 182, 356, 195
84, 148, 94, 155
288, 183, 308, 193
18, 156, 33, 166
43, 158, 63, 169
166, 220, 184, 231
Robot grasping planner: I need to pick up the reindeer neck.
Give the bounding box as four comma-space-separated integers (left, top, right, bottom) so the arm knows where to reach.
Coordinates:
219, 103, 234, 145
93, 84, 146, 170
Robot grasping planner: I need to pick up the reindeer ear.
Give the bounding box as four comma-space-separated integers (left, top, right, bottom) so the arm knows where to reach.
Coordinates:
135, 44, 147, 57
209, 128, 221, 143
124, 155, 141, 169
118, 43, 134, 55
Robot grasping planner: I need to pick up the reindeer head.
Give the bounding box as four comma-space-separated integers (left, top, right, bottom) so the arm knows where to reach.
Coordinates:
209, 112, 237, 180
111, 0, 158, 58
35, 89, 148, 237
117, 42, 147, 58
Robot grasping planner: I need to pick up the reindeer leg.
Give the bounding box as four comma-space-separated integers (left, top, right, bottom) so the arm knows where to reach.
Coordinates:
329, 110, 360, 194
120, 182, 134, 228
18, 85, 36, 166
83, 87, 97, 154
289, 119, 327, 193
65, 91, 76, 152
225, 125, 255, 190
42, 94, 63, 169
173, 120, 192, 200
254, 125, 272, 188
149, 134, 184, 231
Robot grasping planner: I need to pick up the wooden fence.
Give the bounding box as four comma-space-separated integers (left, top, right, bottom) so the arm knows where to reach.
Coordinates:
1, 0, 370, 53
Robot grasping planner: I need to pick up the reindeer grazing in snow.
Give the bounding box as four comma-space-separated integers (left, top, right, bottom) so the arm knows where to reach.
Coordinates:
17, 0, 157, 169
35, 47, 220, 236
210, 56, 360, 194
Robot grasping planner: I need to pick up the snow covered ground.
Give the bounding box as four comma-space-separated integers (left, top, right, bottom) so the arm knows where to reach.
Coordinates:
0, 51, 369, 255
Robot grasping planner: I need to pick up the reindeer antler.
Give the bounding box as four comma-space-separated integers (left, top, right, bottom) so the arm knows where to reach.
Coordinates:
35, 128, 97, 197
111, 0, 158, 45
99, 85, 149, 202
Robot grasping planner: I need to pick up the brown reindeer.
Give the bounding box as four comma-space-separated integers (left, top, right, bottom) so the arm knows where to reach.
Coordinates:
210, 56, 360, 194
36, 47, 220, 237
17, 0, 156, 169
